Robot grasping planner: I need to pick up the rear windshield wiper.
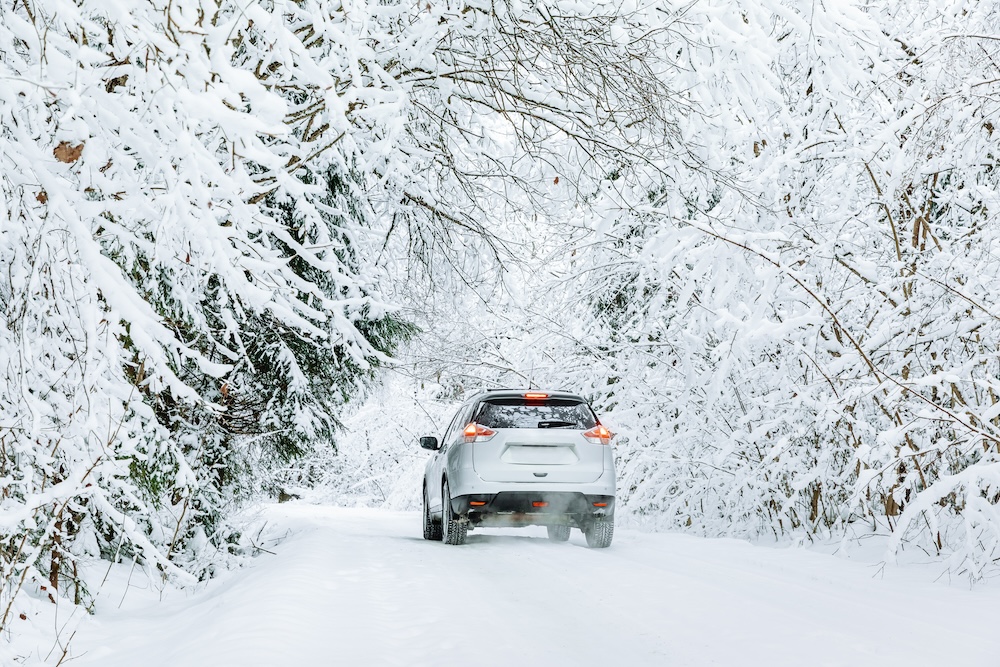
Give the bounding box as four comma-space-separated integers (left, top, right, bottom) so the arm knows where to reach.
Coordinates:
536, 420, 577, 429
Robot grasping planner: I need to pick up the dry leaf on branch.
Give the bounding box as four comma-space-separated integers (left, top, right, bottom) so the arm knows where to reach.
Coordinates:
53, 141, 84, 163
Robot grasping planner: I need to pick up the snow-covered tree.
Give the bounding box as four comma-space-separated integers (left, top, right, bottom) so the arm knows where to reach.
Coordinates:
0, 0, 417, 623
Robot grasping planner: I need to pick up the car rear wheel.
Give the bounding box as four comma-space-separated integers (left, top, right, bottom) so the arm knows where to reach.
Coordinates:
441, 479, 468, 545
584, 519, 613, 548
546, 525, 571, 542
422, 487, 442, 541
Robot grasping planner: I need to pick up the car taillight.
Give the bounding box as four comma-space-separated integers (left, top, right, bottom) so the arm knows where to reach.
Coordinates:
463, 422, 496, 443
582, 424, 613, 445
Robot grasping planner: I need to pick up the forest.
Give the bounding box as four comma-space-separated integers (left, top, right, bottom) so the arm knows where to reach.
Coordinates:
2, 0, 1000, 641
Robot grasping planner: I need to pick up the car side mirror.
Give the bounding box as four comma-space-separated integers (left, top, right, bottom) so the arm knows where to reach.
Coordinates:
419, 436, 440, 451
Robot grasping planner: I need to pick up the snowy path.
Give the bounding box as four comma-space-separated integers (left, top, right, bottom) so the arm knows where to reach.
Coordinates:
68, 505, 1000, 667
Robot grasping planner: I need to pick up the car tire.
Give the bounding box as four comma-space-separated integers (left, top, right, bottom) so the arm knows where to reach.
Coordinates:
546, 525, 571, 542
584, 519, 614, 548
422, 487, 442, 541
441, 479, 468, 545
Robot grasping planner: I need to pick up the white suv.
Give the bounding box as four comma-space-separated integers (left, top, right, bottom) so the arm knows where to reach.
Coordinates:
419, 389, 616, 547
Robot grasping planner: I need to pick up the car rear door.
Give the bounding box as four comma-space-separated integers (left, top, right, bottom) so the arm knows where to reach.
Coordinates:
427, 409, 461, 510
470, 396, 606, 483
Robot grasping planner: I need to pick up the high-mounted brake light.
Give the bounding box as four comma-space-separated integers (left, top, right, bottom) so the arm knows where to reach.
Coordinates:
582, 424, 613, 445
524, 392, 549, 400
463, 422, 497, 443
532, 501, 549, 508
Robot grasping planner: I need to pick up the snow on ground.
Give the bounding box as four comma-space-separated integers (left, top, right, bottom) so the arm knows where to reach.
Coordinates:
23, 505, 1000, 666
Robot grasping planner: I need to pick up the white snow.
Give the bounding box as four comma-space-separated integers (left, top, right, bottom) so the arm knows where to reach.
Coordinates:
41, 504, 1000, 667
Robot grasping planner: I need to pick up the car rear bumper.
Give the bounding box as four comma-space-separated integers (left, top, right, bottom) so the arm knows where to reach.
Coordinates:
450, 491, 615, 527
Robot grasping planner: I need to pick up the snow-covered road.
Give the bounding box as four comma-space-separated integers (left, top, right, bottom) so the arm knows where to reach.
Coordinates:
67, 505, 1000, 666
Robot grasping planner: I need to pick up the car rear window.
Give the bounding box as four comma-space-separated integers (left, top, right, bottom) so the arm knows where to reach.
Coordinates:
474, 398, 597, 429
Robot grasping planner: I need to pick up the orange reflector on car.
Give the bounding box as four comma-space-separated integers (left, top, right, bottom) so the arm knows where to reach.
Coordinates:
470, 501, 486, 506
532, 501, 549, 508
593, 502, 608, 507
